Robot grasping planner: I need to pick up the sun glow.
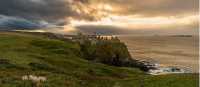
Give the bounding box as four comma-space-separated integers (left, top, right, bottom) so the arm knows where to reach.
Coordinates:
69, 14, 198, 29
66, 0, 198, 30
70, 1, 116, 20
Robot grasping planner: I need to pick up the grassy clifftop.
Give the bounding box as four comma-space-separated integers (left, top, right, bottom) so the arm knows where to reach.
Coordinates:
0, 32, 198, 87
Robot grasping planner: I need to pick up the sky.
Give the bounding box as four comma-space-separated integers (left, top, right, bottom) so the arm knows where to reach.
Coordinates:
0, 0, 198, 35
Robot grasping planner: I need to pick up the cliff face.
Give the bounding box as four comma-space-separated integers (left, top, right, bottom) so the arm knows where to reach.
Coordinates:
80, 38, 133, 66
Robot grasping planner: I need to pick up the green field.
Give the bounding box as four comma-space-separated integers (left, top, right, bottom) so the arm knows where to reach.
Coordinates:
0, 32, 198, 87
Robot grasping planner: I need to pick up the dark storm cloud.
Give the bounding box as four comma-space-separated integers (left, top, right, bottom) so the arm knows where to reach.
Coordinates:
0, 0, 197, 21
0, 0, 75, 20
0, 0, 79, 30
0, 15, 49, 30
0, 0, 197, 31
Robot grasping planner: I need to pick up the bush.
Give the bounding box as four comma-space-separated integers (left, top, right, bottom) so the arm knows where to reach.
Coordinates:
29, 62, 52, 71
0, 59, 18, 69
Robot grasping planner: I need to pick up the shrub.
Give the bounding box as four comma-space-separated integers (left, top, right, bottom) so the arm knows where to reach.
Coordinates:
28, 62, 52, 71
0, 59, 17, 69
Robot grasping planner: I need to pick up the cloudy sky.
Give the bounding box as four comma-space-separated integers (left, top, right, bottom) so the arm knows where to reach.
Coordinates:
0, 0, 198, 35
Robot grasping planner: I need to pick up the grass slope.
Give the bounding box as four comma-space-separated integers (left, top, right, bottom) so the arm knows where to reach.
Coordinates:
0, 32, 198, 87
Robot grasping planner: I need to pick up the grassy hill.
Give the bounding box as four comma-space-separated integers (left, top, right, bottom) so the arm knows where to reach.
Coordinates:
0, 32, 198, 87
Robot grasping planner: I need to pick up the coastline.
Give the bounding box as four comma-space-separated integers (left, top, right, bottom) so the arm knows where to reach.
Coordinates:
118, 35, 199, 73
